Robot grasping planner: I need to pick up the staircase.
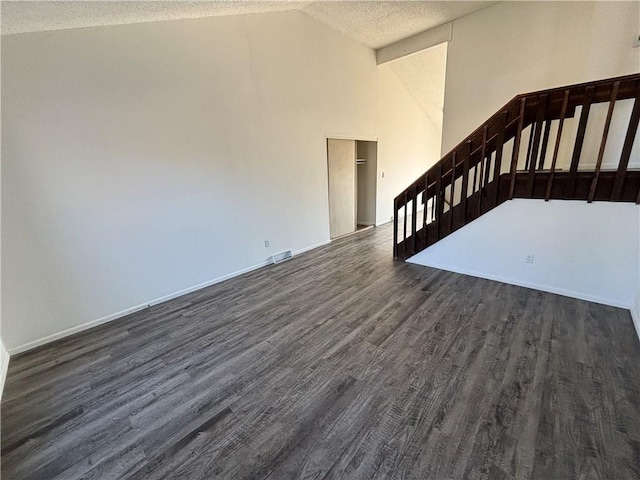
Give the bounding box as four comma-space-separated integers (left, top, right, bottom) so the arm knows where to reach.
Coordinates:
394, 73, 640, 261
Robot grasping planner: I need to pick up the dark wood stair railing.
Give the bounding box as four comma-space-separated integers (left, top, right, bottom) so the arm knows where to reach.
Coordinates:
394, 73, 640, 261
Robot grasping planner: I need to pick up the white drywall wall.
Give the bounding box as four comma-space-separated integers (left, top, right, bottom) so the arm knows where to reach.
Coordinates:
1, 11, 381, 352
376, 62, 445, 225
2, 11, 438, 353
408, 200, 640, 309
442, 1, 640, 154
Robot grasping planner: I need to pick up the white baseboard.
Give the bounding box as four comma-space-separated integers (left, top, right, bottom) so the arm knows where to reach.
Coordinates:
9, 302, 152, 355
145, 259, 271, 308
9, 240, 332, 356
414, 260, 632, 310
0, 341, 10, 401
294, 239, 331, 256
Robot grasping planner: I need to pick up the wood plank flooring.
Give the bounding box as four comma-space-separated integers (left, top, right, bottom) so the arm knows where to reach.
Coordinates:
2, 223, 640, 479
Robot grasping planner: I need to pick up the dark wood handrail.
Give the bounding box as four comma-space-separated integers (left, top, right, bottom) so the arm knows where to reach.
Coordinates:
394, 73, 640, 260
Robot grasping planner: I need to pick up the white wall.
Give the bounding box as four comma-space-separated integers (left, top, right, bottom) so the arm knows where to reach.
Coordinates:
1, 11, 384, 352
409, 200, 640, 309
2, 11, 438, 353
442, 1, 640, 153
376, 65, 444, 225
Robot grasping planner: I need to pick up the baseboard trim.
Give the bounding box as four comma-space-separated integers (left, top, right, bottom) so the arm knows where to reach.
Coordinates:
8, 301, 152, 356
145, 260, 271, 308
294, 240, 331, 256
413, 260, 632, 310
9, 240, 331, 356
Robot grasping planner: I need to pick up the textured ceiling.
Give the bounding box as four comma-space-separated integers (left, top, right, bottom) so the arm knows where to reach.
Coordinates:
303, 1, 495, 49
388, 42, 447, 122
1, 1, 496, 49
0, 1, 303, 36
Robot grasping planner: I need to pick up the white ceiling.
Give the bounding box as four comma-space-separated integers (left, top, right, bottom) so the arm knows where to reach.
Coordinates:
388, 42, 448, 123
1, 1, 496, 49
0, 2, 300, 36
302, 1, 495, 49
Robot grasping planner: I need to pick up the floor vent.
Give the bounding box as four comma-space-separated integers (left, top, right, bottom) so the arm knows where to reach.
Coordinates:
270, 250, 293, 264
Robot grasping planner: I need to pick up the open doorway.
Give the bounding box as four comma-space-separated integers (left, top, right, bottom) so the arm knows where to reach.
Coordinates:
327, 138, 377, 239
356, 140, 377, 231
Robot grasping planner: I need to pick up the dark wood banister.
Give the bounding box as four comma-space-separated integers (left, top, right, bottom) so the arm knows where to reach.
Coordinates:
394, 73, 640, 261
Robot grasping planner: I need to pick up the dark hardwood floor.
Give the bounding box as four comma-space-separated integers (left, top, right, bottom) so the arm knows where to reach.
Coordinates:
2, 223, 640, 479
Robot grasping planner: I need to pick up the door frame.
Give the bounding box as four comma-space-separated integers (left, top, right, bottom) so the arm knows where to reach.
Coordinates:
325, 135, 378, 240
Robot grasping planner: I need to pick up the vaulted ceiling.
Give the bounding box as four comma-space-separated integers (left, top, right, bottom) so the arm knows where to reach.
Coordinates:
301, 1, 496, 49
1, 1, 495, 49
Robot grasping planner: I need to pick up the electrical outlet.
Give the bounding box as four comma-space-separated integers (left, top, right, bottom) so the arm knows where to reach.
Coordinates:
525, 254, 535, 264
264, 240, 270, 248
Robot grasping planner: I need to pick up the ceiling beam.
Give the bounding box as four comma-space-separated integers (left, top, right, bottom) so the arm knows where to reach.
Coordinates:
376, 22, 452, 65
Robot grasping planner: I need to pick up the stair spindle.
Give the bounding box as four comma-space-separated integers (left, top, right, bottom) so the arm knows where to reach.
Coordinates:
611, 87, 640, 201
524, 123, 535, 171
411, 185, 417, 255
493, 112, 507, 205
403, 190, 408, 257
431, 191, 436, 222
472, 160, 479, 193
478, 125, 488, 216
588, 81, 619, 203
484, 152, 492, 189
509, 98, 527, 199
435, 162, 443, 240
527, 94, 548, 197
538, 119, 552, 170
449, 153, 456, 234
565, 86, 594, 197
461, 141, 471, 225
545, 89, 570, 201
423, 173, 429, 248
393, 197, 398, 259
